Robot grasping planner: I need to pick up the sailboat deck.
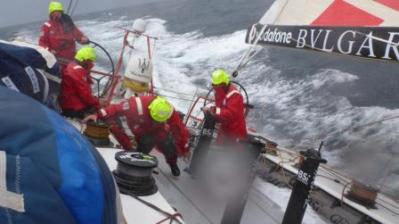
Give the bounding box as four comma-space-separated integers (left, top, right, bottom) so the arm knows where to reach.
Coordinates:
264, 151, 399, 224
98, 148, 184, 224
153, 152, 283, 224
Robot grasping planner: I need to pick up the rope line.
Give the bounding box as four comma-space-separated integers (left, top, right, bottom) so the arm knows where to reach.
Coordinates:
127, 193, 184, 224
156, 168, 215, 224
233, 24, 268, 76
259, 146, 399, 214
232, 0, 291, 77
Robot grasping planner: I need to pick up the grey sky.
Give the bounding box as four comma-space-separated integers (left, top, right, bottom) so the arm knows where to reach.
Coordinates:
0, 0, 158, 28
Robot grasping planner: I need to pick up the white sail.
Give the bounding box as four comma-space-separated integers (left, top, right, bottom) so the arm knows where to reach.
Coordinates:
260, 0, 399, 26
247, 0, 399, 61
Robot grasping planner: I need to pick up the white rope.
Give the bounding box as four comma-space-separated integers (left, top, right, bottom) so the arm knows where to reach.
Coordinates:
66, 0, 73, 14
70, 0, 79, 16
233, 24, 268, 75
337, 114, 399, 134
232, 0, 291, 76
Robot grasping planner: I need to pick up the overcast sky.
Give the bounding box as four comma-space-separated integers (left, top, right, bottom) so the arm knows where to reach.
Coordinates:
0, 0, 160, 28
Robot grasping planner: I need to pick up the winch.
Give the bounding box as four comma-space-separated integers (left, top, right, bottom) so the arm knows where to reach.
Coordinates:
83, 121, 111, 147
113, 151, 158, 196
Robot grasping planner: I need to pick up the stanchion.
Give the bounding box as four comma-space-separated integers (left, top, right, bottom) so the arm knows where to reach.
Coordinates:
282, 143, 327, 224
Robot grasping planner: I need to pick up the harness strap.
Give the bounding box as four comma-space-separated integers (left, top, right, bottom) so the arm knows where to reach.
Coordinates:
135, 97, 144, 116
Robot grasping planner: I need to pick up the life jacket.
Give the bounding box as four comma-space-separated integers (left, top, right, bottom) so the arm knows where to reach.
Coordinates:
98, 95, 189, 155
38, 14, 85, 62
100, 96, 169, 140
60, 61, 99, 112
213, 85, 248, 141
0, 86, 124, 224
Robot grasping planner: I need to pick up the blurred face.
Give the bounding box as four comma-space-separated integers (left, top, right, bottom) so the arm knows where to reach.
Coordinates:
212, 83, 227, 94
50, 11, 62, 20
83, 60, 94, 70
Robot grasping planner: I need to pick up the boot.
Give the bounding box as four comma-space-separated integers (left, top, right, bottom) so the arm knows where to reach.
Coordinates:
170, 163, 180, 177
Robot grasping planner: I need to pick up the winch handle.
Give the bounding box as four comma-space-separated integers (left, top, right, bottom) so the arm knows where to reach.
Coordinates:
299, 150, 327, 164
245, 103, 254, 109
318, 141, 324, 153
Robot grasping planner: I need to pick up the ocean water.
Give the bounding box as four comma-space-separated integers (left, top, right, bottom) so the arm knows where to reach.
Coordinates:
2, 0, 398, 201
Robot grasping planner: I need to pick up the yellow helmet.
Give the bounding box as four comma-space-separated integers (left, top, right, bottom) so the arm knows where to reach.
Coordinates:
211, 69, 230, 85
148, 97, 173, 122
48, 1, 63, 15
75, 46, 97, 62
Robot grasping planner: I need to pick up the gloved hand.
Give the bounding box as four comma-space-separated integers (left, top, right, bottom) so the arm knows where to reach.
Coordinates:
80, 36, 90, 44
99, 98, 108, 107
82, 114, 98, 123
210, 106, 216, 114
201, 106, 216, 115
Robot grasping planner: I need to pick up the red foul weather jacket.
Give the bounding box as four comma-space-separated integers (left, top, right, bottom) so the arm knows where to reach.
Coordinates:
213, 85, 247, 141
39, 18, 85, 62
60, 62, 99, 111
97, 95, 190, 156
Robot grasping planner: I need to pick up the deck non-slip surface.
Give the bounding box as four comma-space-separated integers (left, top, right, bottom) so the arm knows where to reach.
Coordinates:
153, 152, 283, 224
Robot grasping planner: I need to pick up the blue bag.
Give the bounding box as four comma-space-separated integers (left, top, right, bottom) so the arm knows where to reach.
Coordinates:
0, 86, 123, 224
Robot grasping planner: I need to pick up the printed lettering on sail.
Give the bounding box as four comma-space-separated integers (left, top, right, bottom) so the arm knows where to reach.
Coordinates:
246, 24, 399, 61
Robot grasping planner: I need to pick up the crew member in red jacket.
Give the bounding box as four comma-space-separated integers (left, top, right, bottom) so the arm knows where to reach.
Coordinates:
60, 46, 99, 119
83, 96, 190, 176
39, 1, 89, 71
203, 69, 247, 142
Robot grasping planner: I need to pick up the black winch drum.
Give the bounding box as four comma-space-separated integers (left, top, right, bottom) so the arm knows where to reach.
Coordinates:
113, 151, 159, 196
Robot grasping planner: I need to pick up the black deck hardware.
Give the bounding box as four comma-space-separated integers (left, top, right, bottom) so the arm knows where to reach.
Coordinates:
114, 151, 158, 196
282, 148, 327, 224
